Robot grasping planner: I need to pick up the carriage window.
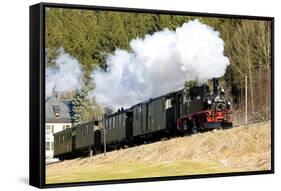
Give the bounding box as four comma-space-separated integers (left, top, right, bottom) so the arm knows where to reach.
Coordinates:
136, 108, 138, 120
119, 115, 121, 127
112, 116, 116, 129
118, 115, 120, 128
165, 98, 172, 109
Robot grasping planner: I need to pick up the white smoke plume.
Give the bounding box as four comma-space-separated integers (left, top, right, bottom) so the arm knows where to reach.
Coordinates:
91, 20, 230, 110
46, 48, 83, 98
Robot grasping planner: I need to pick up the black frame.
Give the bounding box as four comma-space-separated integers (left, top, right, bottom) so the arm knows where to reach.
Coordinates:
29, 2, 275, 188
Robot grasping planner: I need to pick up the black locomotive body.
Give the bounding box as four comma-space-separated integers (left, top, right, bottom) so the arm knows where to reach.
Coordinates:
176, 79, 232, 133
54, 78, 232, 160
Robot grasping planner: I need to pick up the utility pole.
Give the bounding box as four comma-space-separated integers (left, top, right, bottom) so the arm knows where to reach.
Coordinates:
103, 127, 107, 156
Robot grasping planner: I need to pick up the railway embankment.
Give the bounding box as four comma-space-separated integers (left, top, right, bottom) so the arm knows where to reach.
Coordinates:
46, 121, 271, 183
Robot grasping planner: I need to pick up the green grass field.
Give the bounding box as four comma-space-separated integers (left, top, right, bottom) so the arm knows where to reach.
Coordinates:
46, 160, 234, 184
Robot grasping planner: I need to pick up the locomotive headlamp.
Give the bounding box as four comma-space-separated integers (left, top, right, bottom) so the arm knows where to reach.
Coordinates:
221, 88, 225, 93
207, 99, 212, 105
227, 101, 231, 106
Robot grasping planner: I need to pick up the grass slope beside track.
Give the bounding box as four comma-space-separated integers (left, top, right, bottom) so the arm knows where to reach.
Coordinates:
46, 121, 271, 184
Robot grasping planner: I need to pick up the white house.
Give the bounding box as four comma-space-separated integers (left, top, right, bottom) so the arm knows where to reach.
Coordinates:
45, 97, 73, 160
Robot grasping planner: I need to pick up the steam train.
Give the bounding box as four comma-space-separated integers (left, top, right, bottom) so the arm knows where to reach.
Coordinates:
54, 78, 232, 160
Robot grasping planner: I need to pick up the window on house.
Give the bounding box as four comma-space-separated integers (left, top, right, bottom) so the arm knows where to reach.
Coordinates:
51, 125, 54, 133
51, 142, 54, 150
46, 125, 50, 134
53, 105, 60, 117
45, 142, 50, 150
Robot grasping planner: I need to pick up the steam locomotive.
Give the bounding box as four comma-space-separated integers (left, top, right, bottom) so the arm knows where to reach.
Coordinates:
54, 78, 232, 160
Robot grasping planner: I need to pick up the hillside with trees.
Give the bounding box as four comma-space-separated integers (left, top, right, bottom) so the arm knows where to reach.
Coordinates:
45, 8, 272, 124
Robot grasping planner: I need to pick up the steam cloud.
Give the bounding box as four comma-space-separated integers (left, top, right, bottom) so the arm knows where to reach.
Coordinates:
90, 20, 230, 110
46, 49, 83, 98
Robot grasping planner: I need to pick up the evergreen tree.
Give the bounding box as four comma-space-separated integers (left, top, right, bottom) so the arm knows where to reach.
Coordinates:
72, 87, 89, 125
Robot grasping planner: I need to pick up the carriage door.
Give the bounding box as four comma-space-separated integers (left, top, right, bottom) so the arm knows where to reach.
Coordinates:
141, 104, 148, 133
71, 128, 76, 150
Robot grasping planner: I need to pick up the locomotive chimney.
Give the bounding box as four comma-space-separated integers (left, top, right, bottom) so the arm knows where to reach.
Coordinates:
213, 78, 219, 95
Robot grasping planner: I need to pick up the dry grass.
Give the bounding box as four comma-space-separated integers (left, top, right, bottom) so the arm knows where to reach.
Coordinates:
46, 121, 271, 184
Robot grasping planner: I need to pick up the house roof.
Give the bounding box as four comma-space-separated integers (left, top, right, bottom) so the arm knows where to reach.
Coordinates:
46, 97, 73, 123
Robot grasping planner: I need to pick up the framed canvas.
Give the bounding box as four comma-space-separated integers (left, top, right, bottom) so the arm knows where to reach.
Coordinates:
29, 2, 274, 188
